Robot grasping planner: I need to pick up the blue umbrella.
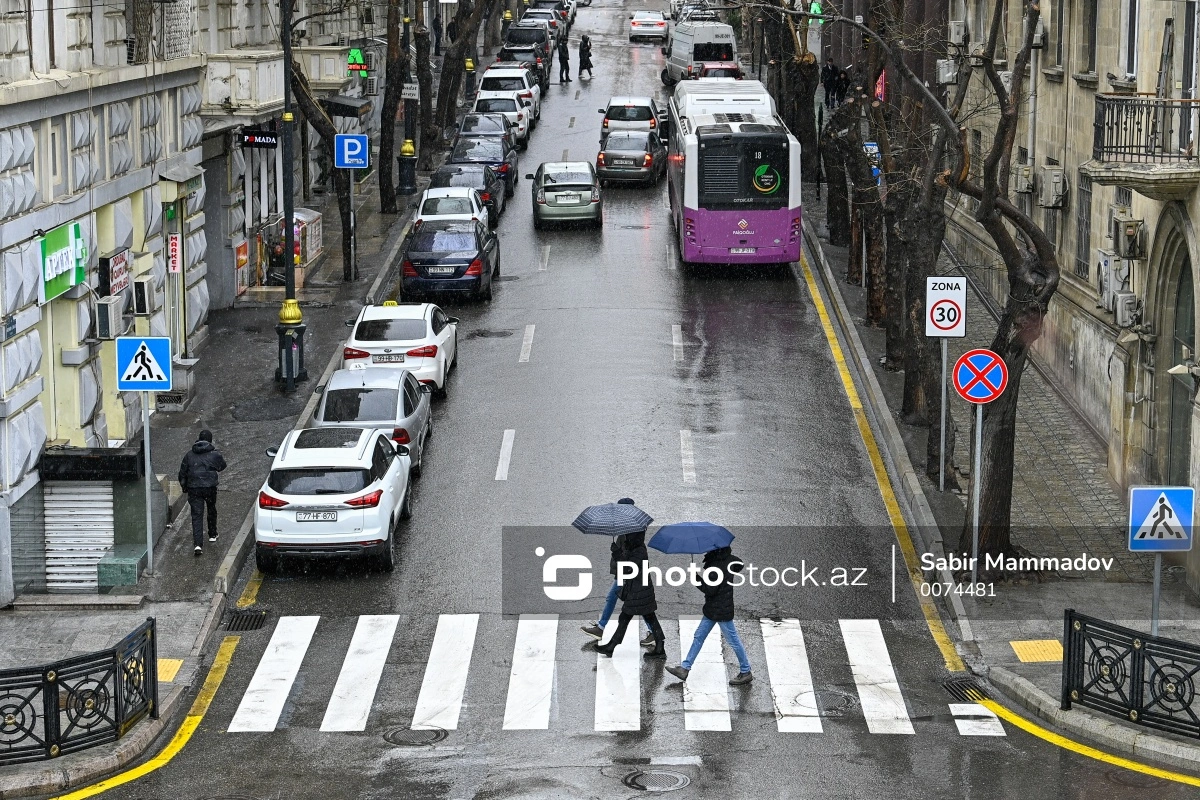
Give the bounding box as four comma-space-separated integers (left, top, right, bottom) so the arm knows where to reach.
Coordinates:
572, 503, 654, 537
648, 521, 734, 554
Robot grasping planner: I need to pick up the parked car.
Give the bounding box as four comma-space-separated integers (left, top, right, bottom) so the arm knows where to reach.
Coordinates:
526, 161, 603, 229
255, 427, 411, 573
415, 187, 491, 229
456, 112, 518, 150
343, 301, 459, 393
522, 8, 564, 43
598, 96, 666, 143
504, 20, 554, 63
531, 0, 570, 25
399, 220, 501, 301
629, 9, 668, 41
449, 136, 520, 196
480, 64, 542, 121
596, 130, 667, 185
495, 49, 550, 90
314, 367, 433, 478
689, 60, 744, 79
428, 163, 507, 220
471, 94, 532, 147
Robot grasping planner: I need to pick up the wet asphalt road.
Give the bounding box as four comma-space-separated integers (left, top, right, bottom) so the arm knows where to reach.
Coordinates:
69, 3, 1198, 799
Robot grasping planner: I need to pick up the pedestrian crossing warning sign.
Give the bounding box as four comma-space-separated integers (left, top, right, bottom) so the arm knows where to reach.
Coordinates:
116, 336, 172, 392
1129, 486, 1194, 552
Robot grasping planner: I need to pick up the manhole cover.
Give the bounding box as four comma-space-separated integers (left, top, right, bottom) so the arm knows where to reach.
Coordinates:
1104, 769, 1168, 788
466, 329, 515, 339
493, 275, 520, 282
943, 677, 988, 703
383, 727, 447, 746
223, 609, 269, 632
815, 688, 859, 718
622, 770, 690, 792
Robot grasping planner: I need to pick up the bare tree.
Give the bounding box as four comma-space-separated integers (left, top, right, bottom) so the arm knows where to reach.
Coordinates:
379, 0, 407, 213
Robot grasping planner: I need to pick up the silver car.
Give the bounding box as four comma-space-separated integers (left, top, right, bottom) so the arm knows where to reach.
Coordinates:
526, 161, 603, 229
313, 367, 434, 478
596, 130, 667, 185
599, 96, 666, 143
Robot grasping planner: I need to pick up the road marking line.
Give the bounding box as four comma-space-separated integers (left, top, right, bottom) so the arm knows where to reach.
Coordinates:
561, 148, 569, 161
412, 613, 479, 730
320, 615, 400, 732
679, 617, 731, 731
760, 618, 821, 732
679, 429, 696, 483
496, 429, 516, 480
595, 619, 640, 730
502, 615, 558, 730
50, 636, 240, 799
799, 251, 966, 673
949, 702, 1006, 736
672, 324, 684, 361
227, 616, 320, 732
574, 89, 581, 100
568, 116, 575, 128
539, 244, 550, 271
236, 569, 263, 608
839, 619, 914, 735
666, 239, 676, 269
519, 324, 536, 363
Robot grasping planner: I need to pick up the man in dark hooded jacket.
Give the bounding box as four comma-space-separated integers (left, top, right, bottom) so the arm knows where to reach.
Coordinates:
178, 430, 227, 555
666, 546, 753, 684
582, 498, 653, 646
595, 530, 666, 659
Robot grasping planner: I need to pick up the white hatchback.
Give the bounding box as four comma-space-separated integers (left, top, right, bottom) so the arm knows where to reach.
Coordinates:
343, 302, 459, 394
473, 93, 532, 147
255, 427, 411, 572
416, 187, 491, 229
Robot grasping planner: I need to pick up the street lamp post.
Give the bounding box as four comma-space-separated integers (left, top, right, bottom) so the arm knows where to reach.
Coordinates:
277, 0, 307, 391
398, 1, 418, 194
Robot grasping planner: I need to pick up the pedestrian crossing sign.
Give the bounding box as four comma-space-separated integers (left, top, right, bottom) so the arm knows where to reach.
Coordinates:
116, 336, 172, 391
1129, 486, 1194, 552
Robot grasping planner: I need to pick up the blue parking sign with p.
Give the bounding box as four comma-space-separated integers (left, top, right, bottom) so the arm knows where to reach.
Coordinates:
334, 134, 369, 169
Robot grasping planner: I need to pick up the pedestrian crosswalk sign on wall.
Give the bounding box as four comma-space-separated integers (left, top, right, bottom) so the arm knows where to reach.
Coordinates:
1129, 486, 1194, 552
116, 336, 172, 391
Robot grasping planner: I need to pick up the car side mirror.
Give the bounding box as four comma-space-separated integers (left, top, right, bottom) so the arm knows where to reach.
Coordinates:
598, 108, 606, 114
266, 446, 279, 458
396, 445, 411, 457
447, 316, 460, 324
420, 383, 434, 394
345, 319, 355, 327
525, 173, 535, 179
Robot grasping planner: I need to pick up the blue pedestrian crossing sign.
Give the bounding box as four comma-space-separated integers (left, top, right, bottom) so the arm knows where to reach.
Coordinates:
116, 337, 172, 392
334, 134, 369, 169
1129, 486, 1194, 552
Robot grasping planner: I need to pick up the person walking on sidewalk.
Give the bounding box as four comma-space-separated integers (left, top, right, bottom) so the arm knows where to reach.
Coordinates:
178, 429, 227, 556
582, 498, 653, 647
820, 57, 839, 109
666, 545, 753, 685
558, 38, 571, 82
446, 18, 458, 45
433, 11, 442, 55
578, 34, 593, 79
596, 530, 666, 659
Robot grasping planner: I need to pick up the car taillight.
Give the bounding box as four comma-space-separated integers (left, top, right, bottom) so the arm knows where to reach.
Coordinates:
480, 191, 491, 202
602, 118, 609, 128
520, 91, 532, 99
465, 259, 484, 276
392, 427, 411, 444
406, 344, 439, 357
590, 187, 600, 203
402, 259, 417, 277
536, 57, 543, 64
792, 216, 802, 231
498, 163, 510, 173
560, 9, 567, 17
258, 491, 289, 509
536, 188, 546, 204
643, 153, 653, 167
344, 346, 370, 359
655, 21, 664, 25
597, 152, 606, 165
345, 489, 383, 508
649, 117, 657, 129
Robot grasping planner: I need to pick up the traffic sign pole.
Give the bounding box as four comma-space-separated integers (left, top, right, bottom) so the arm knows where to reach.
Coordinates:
1127, 485, 1194, 633
926, 277, 966, 493
972, 403, 982, 585
142, 392, 155, 575
940, 339, 947, 492
1152, 554, 1162, 635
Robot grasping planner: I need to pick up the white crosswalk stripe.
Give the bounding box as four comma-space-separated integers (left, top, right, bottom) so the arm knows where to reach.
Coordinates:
839, 619, 915, 735
228, 615, 320, 732
320, 615, 399, 732
594, 619, 640, 731
949, 703, 1006, 736
412, 613, 479, 731
503, 615, 559, 730
760, 618, 822, 732
679, 617, 731, 731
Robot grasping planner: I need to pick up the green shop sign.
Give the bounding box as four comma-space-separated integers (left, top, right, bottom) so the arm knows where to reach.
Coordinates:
40, 222, 87, 304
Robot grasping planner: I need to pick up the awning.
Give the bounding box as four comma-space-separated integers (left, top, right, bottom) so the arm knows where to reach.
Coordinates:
322, 95, 374, 120
158, 163, 204, 184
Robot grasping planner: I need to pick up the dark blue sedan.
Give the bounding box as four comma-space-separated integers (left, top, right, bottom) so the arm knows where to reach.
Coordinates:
400, 220, 501, 302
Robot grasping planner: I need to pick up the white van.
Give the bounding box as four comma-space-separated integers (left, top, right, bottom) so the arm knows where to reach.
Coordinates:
660, 21, 737, 85
671, 78, 776, 118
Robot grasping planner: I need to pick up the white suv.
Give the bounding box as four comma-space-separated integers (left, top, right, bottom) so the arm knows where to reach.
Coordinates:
479, 66, 542, 122
343, 301, 459, 395
255, 427, 412, 573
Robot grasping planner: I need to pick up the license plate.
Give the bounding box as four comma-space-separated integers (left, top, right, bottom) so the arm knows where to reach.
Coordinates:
296, 511, 338, 522
558, 194, 579, 203
613, 159, 635, 166
427, 266, 456, 275
373, 354, 405, 363
730, 247, 757, 254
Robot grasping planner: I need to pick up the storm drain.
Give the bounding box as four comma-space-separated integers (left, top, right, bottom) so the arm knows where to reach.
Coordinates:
943, 677, 988, 703
467, 329, 515, 339
1104, 768, 1168, 788
622, 770, 690, 792
223, 609, 269, 632
383, 727, 448, 746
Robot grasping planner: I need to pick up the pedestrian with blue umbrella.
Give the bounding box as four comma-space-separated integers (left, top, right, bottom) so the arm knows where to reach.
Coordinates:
575, 498, 655, 647
650, 522, 753, 686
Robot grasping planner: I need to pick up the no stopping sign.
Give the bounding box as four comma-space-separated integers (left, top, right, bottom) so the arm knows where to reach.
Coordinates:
926, 277, 966, 337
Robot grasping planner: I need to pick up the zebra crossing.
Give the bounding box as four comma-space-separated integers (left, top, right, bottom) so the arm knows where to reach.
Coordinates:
222, 614, 1006, 737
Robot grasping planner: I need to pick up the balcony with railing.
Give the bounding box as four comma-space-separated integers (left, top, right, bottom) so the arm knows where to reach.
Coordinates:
201, 51, 285, 120
1082, 94, 1200, 201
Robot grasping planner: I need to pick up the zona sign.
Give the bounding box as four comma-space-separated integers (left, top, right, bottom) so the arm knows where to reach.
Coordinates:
953, 348, 1008, 403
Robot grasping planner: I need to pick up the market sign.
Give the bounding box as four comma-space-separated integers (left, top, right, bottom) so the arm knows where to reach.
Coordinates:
40, 222, 87, 304
99, 248, 131, 296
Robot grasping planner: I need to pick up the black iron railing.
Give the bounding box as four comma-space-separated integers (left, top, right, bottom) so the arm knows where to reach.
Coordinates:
1093, 94, 1200, 163
0, 618, 158, 764
1062, 609, 1200, 739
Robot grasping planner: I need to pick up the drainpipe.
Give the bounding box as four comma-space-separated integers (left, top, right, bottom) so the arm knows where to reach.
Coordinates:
1028, 46, 1037, 175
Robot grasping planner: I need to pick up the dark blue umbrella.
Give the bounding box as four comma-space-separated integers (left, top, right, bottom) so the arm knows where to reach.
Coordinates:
572, 503, 653, 537
648, 521, 734, 554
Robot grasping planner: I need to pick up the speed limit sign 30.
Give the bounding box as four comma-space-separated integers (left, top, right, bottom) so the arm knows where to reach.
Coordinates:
925, 277, 966, 338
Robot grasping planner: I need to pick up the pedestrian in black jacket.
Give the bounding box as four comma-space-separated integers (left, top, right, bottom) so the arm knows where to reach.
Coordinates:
578, 34, 593, 78
596, 531, 666, 659
178, 430, 227, 555
666, 546, 753, 684
582, 499, 653, 645
433, 12, 442, 55
558, 38, 571, 82
820, 57, 838, 108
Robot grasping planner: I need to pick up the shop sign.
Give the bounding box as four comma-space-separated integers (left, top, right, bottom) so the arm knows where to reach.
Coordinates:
99, 248, 132, 296
235, 239, 249, 269
40, 222, 88, 304
168, 233, 182, 273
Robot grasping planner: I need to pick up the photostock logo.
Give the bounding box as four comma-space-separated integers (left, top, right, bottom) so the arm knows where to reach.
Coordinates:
537, 546, 592, 601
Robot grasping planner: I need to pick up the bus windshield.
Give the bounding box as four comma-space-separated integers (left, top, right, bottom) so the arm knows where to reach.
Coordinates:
697, 133, 789, 210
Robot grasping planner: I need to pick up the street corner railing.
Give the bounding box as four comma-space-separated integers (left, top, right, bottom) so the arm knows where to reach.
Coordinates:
1093, 93, 1200, 163
1061, 608, 1200, 739
0, 617, 158, 765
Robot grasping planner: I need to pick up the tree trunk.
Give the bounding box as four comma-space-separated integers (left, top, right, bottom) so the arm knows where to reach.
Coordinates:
414, 15, 437, 168
880, 177, 909, 369
819, 120, 851, 248
848, 205, 862, 283
378, 0, 404, 214
901, 197, 945, 426
785, 57, 821, 182
434, 0, 491, 135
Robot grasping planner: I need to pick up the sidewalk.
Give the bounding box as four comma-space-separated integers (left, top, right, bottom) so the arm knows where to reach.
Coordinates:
801, 183, 1200, 771
0, 169, 423, 798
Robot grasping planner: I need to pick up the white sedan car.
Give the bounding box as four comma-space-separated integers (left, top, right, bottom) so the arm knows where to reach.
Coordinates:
415, 187, 491, 229
629, 10, 668, 41
255, 427, 411, 573
473, 94, 532, 147
342, 301, 459, 395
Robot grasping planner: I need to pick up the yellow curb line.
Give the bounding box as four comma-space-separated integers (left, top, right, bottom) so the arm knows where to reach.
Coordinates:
798, 251, 966, 673
51, 636, 240, 799
236, 570, 264, 609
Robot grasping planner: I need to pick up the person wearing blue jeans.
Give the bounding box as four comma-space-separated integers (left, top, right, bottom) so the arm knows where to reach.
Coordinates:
666, 545, 753, 685
582, 498, 652, 645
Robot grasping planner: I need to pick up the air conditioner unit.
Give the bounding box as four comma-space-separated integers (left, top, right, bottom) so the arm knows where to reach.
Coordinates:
1114, 290, 1138, 327
1096, 248, 1130, 312
133, 276, 160, 316
1038, 165, 1067, 207
998, 70, 1013, 94
364, 50, 377, 71
337, 33, 350, 47
1013, 164, 1035, 193
1114, 217, 1146, 259
96, 295, 129, 339
937, 59, 958, 85
948, 20, 967, 46
1025, 16, 1045, 49
365, 76, 379, 96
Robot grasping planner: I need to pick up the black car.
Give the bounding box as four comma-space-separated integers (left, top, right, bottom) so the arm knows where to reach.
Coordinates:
449, 136, 519, 198
494, 51, 550, 90
428, 164, 507, 222
456, 112, 518, 150
400, 220, 500, 301
504, 20, 553, 63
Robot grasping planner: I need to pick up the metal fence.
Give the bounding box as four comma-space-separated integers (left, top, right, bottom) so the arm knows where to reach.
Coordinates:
0, 617, 158, 765
1061, 608, 1200, 739
1093, 94, 1200, 163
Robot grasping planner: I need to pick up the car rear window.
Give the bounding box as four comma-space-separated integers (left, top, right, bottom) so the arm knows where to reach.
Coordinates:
634, 11, 662, 19
435, 172, 485, 189
354, 318, 427, 341
421, 197, 473, 216
294, 428, 363, 449
452, 139, 504, 161
461, 115, 506, 135
506, 28, 547, 45
693, 43, 734, 61
481, 76, 525, 91
604, 132, 649, 150
268, 468, 371, 495
607, 105, 653, 121
409, 230, 477, 252
702, 67, 739, 77
545, 170, 592, 184
321, 387, 400, 423
475, 97, 518, 113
